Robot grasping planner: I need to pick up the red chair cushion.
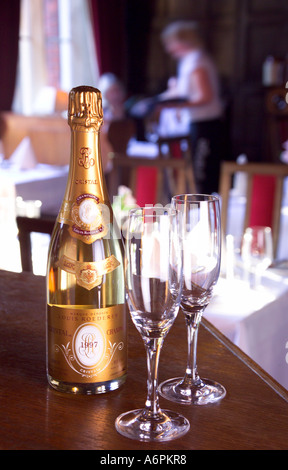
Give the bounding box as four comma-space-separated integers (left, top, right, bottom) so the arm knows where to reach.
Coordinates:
248, 174, 276, 229
135, 167, 158, 206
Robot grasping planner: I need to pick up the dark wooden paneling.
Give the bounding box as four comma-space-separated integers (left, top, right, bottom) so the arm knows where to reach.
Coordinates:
136, 0, 288, 162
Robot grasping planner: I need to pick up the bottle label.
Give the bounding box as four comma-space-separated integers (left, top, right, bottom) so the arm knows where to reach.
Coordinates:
57, 254, 120, 290
47, 304, 127, 383
58, 145, 110, 244
58, 193, 109, 244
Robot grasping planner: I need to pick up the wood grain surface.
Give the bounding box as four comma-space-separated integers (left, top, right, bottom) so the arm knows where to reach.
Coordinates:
0, 270, 287, 450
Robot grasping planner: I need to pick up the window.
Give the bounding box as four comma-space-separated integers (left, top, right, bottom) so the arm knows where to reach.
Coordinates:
13, 0, 99, 115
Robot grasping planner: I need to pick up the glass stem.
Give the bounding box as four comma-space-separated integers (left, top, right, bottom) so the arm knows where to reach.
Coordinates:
143, 337, 164, 418
183, 311, 203, 386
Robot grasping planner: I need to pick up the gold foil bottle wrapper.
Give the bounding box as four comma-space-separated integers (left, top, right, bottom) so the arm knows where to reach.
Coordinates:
68, 86, 103, 131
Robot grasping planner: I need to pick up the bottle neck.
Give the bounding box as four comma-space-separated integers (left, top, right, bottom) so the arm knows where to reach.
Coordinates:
58, 125, 111, 243
65, 127, 109, 205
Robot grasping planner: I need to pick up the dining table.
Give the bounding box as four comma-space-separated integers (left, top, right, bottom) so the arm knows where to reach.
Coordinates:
0, 269, 287, 451
204, 270, 288, 390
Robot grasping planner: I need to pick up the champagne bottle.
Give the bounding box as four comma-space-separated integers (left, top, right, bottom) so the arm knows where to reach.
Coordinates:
46, 86, 127, 394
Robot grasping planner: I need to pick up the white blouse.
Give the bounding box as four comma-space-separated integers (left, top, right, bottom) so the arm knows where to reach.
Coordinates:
176, 50, 223, 122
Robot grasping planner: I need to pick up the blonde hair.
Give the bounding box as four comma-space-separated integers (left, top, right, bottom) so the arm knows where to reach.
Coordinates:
161, 21, 203, 48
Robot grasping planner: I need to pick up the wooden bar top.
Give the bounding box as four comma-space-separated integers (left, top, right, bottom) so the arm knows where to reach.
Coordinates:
0, 269, 287, 451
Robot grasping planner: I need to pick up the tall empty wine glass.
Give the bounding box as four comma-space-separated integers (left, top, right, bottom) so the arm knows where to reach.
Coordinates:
159, 194, 226, 405
115, 207, 190, 441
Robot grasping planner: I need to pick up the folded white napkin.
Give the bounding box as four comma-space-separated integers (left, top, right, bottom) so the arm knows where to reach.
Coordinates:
9, 136, 37, 170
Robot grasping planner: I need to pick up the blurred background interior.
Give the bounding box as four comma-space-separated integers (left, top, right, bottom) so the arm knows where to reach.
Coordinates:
1, 0, 288, 390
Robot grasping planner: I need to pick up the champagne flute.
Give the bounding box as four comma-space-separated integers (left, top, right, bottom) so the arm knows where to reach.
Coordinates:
159, 194, 226, 405
241, 226, 273, 288
115, 207, 190, 441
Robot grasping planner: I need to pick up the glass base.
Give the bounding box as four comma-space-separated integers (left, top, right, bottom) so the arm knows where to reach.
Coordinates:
115, 408, 190, 442
159, 377, 226, 405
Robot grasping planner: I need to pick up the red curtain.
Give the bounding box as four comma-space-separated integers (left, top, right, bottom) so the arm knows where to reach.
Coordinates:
89, 0, 127, 78
0, 0, 20, 111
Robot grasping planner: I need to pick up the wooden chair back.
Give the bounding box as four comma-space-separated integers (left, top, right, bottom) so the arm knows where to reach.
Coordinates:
107, 118, 136, 154
16, 215, 55, 272
219, 161, 288, 257
108, 120, 196, 204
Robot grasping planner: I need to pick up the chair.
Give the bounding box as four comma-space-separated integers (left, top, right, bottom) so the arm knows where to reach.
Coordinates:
107, 118, 137, 194
157, 134, 196, 199
107, 118, 136, 154
107, 118, 196, 205
219, 161, 288, 257
110, 152, 195, 204
16, 214, 55, 272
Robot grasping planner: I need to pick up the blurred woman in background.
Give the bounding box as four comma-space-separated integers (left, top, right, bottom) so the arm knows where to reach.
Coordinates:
159, 20, 224, 194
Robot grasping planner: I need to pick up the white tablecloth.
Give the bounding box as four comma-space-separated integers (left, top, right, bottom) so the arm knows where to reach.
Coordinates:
204, 272, 288, 390
0, 163, 68, 272
0, 163, 68, 215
